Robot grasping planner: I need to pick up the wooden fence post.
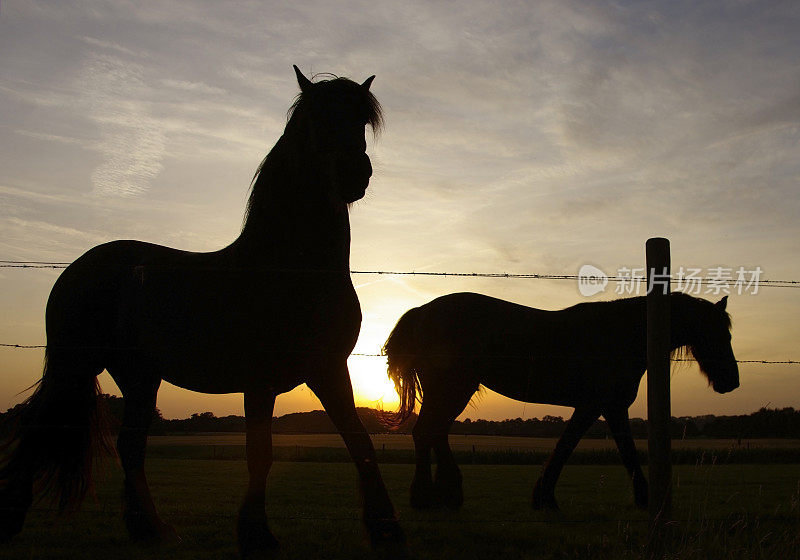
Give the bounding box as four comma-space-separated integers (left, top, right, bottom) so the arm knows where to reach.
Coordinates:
646, 237, 672, 524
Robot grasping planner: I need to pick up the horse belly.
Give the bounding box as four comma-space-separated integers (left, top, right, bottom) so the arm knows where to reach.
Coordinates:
131, 269, 360, 393
480, 356, 607, 408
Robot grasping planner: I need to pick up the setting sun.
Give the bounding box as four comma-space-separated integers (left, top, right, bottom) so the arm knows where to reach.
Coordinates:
348, 355, 400, 408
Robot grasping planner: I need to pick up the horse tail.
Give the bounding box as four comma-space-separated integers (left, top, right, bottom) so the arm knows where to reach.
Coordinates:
383, 307, 425, 427
0, 346, 112, 539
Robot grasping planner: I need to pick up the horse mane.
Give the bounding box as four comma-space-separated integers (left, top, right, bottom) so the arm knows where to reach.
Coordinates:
670, 291, 732, 327
242, 73, 383, 233
669, 292, 732, 383
568, 293, 732, 378
285, 73, 384, 135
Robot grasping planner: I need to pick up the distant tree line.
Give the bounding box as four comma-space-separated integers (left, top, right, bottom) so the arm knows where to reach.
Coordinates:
2, 395, 799, 439
451, 408, 800, 440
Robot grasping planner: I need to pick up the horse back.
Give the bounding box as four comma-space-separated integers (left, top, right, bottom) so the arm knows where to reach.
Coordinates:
409, 292, 646, 408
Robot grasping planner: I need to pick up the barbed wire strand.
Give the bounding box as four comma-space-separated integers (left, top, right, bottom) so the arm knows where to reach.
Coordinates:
1, 260, 798, 363
0, 344, 797, 364
0, 260, 798, 287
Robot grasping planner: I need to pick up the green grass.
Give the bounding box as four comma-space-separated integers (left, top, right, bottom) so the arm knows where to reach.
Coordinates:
145, 443, 800, 465
148, 433, 800, 451
3, 459, 799, 559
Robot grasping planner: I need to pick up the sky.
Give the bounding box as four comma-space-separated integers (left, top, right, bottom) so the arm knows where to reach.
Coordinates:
1, 0, 799, 421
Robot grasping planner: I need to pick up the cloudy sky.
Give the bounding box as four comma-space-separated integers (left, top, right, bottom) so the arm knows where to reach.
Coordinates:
1, 0, 798, 420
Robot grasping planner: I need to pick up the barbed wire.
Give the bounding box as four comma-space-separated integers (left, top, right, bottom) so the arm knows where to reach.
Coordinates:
1, 260, 799, 288
352, 270, 800, 288
1, 259, 798, 364
0, 344, 797, 364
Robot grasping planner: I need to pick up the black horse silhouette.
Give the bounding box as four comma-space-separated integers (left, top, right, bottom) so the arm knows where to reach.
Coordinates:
0, 66, 403, 554
384, 292, 739, 510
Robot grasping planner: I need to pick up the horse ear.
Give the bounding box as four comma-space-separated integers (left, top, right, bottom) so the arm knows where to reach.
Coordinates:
361, 75, 375, 90
716, 295, 728, 310
293, 65, 312, 93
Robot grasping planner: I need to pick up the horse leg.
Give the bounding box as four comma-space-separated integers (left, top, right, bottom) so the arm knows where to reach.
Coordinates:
410, 405, 437, 509
237, 391, 279, 556
431, 388, 473, 510
308, 366, 404, 546
603, 406, 648, 509
115, 376, 176, 542
532, 406, 600, 510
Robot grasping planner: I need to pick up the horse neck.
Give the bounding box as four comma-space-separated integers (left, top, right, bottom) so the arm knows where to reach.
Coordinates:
231, 136, 352, 271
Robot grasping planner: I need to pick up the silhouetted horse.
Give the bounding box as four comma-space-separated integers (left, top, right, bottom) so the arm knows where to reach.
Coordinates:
384, 292, 738, 510
0, 66, 403, 555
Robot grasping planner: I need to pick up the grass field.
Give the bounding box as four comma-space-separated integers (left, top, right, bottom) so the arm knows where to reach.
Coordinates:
3, 453, 798, 559
147, 433, 800, 452
143, 434, 800, 465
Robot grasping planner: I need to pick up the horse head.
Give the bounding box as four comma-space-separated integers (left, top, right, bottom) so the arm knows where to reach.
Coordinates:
674, 294, 739, 394
289, 65, 383, 204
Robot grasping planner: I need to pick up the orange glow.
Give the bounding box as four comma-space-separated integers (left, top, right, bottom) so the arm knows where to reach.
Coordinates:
347, 355, 400, 409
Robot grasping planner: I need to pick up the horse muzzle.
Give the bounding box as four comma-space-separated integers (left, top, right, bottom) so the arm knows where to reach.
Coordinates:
713, 366, 740, 394
714, 379, 740, 394
335, 152, 372, 203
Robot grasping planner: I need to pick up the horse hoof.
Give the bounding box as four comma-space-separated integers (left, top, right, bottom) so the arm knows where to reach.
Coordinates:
410, 478, 441, 510
157, 523, 181, 544
435, 472, 464, 510
125, 512, 180, 544
238, 517, 280, 558
365, 517, 405, 547
437, 487, 463, 510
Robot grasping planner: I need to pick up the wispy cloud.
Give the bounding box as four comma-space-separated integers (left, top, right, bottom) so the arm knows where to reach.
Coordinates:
160, 78, 226, 96
80, 36, 142, 58
12, 129, 84, 146
79, 54, 166, 196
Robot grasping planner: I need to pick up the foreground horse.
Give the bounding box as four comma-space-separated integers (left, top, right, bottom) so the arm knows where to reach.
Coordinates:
0, 66, 403, 554
384, 292, 738, 510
